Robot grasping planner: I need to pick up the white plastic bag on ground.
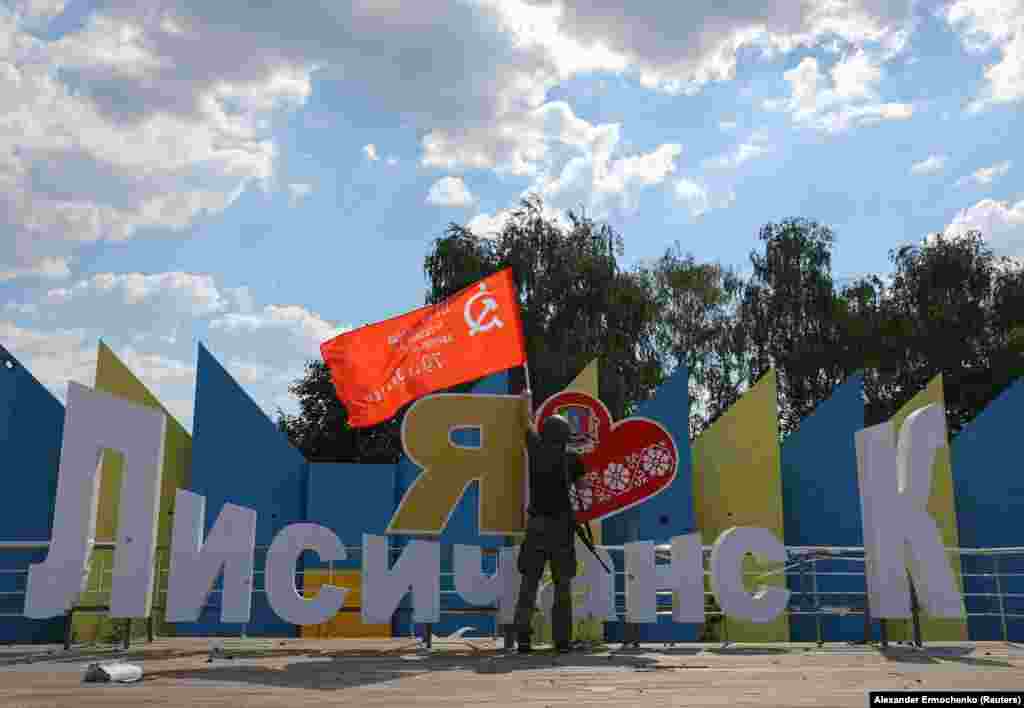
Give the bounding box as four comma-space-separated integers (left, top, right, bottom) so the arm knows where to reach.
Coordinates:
83, 662, 143, 683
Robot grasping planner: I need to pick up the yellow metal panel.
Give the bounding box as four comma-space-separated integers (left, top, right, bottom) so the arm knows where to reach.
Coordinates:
300, 570, 390, 639
72, 342, 192, 641
886, 375, 968, 642
563, 359, 599, 399
565, 359, 601, 546
691, 370, 788, 642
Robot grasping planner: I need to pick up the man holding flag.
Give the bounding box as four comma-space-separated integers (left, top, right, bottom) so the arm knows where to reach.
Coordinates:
320, 267, 595, 652
514, 388, 587, 654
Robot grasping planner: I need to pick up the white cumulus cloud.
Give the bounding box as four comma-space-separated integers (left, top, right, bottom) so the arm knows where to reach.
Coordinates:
674, 179, 736, 218
956, 160, 1012, 187
533, 138, 683, 216
0, 7, 302, 282
497, 0, 914, 96
2, 270, 350, 431
417, 0, 917, 177
287, 182, 313, 207
910, 155, 947, 175
764, 52, 913, 133
0, 321, 96, 396
9, 0, 67, 26
944, 198, 1024, 259
466, 202, 570, 239
945, 0, 1024, 111
0, 0, 927, 275
208, 303, 349, 361
703, 132, 773, 169
426, 176, 476, 207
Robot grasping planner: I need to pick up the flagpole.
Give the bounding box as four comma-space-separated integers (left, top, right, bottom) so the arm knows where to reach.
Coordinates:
516, 294, 532, 574
519, 360, 532, 546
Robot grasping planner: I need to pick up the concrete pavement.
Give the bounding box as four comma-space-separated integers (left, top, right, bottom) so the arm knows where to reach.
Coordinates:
1, 639, 1022, 707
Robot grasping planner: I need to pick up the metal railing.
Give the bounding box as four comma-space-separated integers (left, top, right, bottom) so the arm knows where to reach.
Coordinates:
2, 540, 1023, 650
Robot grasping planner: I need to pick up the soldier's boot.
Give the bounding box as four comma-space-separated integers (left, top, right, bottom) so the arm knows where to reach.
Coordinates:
513, 606, 535, 654
552, 580, 573, 654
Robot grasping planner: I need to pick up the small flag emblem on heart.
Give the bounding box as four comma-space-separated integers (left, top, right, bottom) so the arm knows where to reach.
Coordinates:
535, 390, 679, 523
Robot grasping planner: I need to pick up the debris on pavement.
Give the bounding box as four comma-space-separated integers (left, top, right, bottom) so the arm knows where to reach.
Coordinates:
83, 662, 143, 683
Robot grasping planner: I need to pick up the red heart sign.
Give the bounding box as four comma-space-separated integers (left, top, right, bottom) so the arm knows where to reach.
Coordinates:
534, 390, 679, 523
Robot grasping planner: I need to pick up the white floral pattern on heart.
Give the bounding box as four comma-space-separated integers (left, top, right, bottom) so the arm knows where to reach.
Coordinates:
640, 442, 674, 478
604, 462, 631, 493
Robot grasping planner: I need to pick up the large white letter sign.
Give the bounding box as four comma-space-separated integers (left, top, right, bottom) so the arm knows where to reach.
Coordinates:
539, 541, 616, 623
855, 404, 963, 619
265, 524, 348, 626
453, 544, 503, 606
454, 545, 526, 624
625, 534, 704, 624
362, 535, 440, 624
25, 382, 167, 619
165, 490, 257, 623
573, 540, 617, 621
497, 546, 522, 625
710, 527, 790, 623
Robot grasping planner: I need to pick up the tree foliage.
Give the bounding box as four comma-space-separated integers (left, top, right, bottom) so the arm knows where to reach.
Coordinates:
728, 224, 1024, 438
278, 196, 1024, 461
865, 231, 1024, 433
277, 359, 405, 462
425, 194, 665, 419
642, 242, 750, 437
738, 218, 864, 436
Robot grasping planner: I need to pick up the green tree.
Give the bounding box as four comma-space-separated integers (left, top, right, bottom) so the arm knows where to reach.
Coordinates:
426, 194, 666, 419
737, 218, 851, 438
277, 360, 405, 462
643, 242, 751, 437
865, 231, 1024, 434
280, 208, 1024, 460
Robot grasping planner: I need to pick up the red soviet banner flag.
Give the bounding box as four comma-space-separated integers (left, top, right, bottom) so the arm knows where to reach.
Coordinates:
320, 268, 527, 428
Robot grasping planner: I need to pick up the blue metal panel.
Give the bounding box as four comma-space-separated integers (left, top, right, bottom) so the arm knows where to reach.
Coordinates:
780, 374, 866, 642
601, 366, 699, 642
952, 377, 1024, 641
0, 347, 64, 543
172, 343, 309, 637
178, 549, 298, 638
781, 374, 866, 548
0, 346, 65, 642
602, 366, 694, 546
305, 462, 395, 572
0, 549, 65, 643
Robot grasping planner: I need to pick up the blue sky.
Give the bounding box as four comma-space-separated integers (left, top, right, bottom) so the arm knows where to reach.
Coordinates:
1, 0, 1022, 432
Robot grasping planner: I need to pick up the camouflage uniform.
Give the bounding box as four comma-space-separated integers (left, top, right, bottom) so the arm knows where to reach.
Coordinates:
514, 414, 585, 652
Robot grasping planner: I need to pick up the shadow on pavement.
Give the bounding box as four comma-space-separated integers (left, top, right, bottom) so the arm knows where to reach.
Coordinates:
609, 646, 704, 657
878, 648, 939, 664
140, 651, 662, 691
876, 645, 1015, 668
702, 647, 791, 656
0, 645, 312, 668
935, 655, 1016, 669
